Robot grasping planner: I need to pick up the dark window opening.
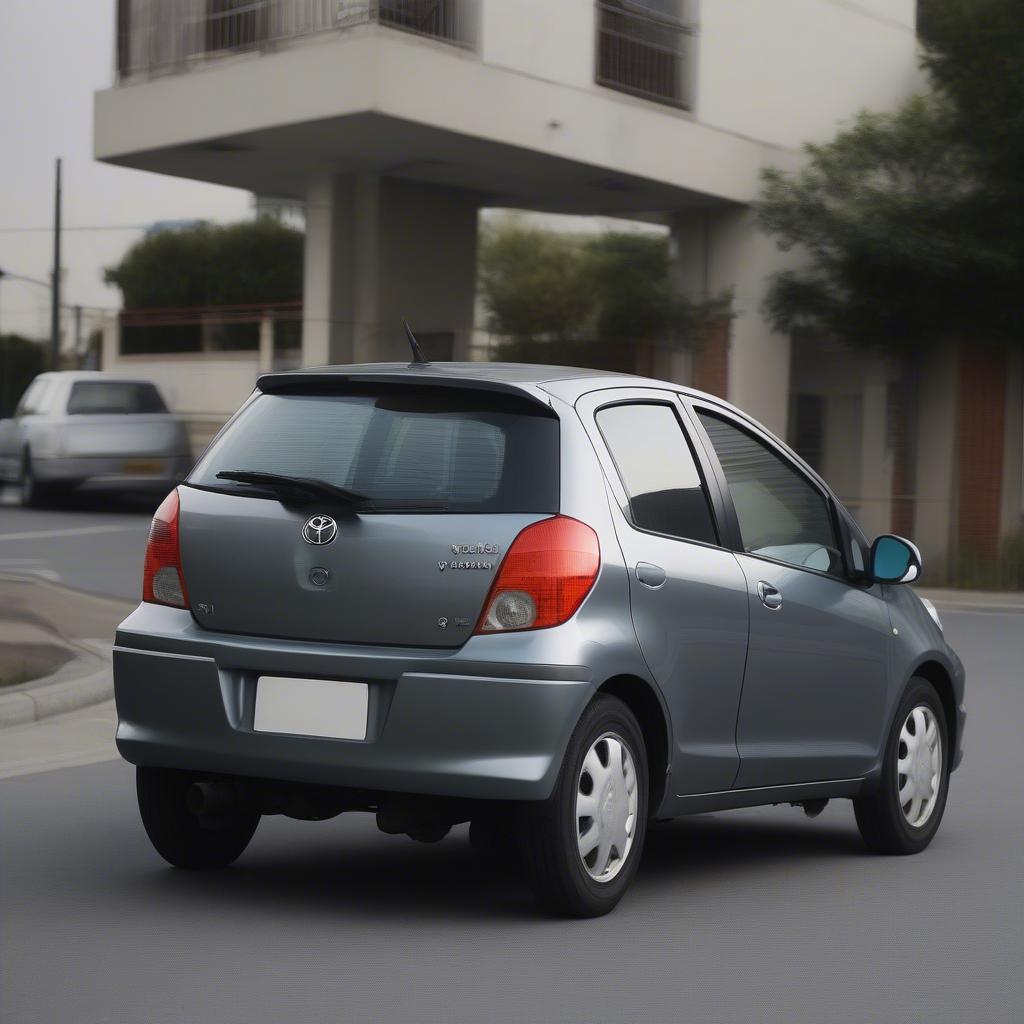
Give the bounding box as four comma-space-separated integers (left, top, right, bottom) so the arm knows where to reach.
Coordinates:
596, 0, 692, 110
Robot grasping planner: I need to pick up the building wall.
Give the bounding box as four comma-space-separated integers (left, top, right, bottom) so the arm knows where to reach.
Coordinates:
696, 0, 920, 148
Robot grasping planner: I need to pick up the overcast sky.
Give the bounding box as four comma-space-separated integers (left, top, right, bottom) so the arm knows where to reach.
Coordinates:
0, 0, 250, 341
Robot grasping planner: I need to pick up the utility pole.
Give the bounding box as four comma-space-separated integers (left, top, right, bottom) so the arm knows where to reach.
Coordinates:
50, 157, 62, 369
74, 305, 83, 365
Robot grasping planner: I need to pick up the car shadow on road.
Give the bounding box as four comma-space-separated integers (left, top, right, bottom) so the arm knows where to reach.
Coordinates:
125, 810, 867, 923
640, 812, 865, 882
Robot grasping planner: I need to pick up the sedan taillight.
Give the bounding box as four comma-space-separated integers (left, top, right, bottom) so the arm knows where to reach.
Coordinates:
475, 516, 600, 634
143, 489, 189, 609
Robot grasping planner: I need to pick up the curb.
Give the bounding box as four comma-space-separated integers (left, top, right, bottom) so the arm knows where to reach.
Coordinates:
0, 574, 128, 730
0, 647, 114, 729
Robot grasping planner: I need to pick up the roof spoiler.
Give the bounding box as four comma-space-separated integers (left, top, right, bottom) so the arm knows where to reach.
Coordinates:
254, 370, 555, 412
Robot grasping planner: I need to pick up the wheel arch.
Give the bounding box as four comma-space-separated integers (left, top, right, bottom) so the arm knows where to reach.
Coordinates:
597, 674, 671, 816
912, 660, 957, 755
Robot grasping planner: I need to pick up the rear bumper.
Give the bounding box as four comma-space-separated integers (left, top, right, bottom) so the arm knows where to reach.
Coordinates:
33, 455, 191, 490
113, 604, 594, 802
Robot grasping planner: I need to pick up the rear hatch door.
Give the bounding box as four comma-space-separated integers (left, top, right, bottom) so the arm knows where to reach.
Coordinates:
178, 383, 559, 648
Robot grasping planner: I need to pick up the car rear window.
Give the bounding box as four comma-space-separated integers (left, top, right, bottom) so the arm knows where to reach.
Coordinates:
189, 386, 560, 513
66, 381, 168, 415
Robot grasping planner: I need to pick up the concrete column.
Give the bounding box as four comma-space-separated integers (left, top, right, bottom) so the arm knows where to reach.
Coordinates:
670, 207, 795, 435
257, 314, 274, 373
301, 174, 479, 367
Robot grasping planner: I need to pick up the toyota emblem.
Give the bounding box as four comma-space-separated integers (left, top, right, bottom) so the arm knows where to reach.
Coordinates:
302, 515, 338, 546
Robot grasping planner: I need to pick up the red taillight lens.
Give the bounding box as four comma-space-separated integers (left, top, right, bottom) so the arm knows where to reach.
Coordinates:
143, 489, 189, 609
475, 516, 600, 634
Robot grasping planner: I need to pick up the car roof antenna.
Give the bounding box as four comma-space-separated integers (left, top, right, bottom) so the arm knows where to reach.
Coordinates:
403, 319, 430, 367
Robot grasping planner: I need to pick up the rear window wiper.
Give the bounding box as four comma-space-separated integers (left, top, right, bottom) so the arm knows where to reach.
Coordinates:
215, 471, 373, 509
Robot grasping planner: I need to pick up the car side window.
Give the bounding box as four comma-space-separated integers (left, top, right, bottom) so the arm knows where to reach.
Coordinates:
697, 411, 842, 576
597, 403, 718, 545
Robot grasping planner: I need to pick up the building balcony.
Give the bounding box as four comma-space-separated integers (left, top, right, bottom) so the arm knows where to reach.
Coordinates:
116, 0, 475, 82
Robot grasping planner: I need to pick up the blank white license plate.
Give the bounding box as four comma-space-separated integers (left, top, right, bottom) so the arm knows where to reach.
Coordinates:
254, 677, 368, 740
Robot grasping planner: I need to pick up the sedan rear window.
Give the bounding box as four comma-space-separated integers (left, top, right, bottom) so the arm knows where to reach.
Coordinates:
67, 381, 168, 416
189, 387, 559, 513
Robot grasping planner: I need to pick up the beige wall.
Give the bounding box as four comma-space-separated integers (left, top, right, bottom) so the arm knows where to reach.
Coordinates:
696, 0, 920, 149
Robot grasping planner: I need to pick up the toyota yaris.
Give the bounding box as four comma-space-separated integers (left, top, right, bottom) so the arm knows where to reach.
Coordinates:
113, 362, 965, 917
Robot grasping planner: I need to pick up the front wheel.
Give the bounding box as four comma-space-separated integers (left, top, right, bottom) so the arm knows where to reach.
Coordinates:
136, 767, 260, 869
520, 695, 648, 918
18, 452, 44, 508
854, 678, 950, 854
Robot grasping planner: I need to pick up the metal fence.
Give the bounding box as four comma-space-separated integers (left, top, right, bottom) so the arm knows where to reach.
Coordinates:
117, 0, 474, 80
595, 1, 694, 110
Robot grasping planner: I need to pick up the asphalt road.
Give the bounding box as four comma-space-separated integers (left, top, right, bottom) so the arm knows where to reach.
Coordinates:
1, 605, 1021, 1024
0, 486, 154, 600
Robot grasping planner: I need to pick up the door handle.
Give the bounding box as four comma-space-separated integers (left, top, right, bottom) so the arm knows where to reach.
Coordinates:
635, 562, 667, 589
757, 581, 783, 610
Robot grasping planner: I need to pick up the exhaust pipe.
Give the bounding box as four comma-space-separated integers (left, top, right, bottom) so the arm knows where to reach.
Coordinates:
186, 780, 236, 819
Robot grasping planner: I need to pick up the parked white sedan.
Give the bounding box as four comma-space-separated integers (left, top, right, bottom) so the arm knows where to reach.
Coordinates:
0, 372, 192, 506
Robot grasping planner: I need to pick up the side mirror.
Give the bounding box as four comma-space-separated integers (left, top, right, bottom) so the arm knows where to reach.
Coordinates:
870, 535, 922, 585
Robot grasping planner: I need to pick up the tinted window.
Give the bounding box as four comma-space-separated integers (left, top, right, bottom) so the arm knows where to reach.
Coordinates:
698, 412, 841, 574
598, 403, 717, 544
190, 387, 559, 514
67, 381, 167, 415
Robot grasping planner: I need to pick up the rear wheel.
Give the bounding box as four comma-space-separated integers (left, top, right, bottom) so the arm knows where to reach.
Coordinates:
520, 695, 648, 918
854, 678, 950, 854
136, 767, 260, 869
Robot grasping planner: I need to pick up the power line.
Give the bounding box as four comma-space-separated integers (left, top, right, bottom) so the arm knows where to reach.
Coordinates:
0, 223, 151, 234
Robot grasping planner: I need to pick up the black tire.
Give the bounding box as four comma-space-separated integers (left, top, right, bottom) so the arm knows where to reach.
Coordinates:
18, 451, 45, 508
136, 767, 260, 869
520, 695, 648, 918
854, 678, 950, 854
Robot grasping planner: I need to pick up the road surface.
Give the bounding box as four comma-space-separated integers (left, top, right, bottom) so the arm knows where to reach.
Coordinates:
0, 498, 1020, 1022
0, 487, 153, 600
2, 604, 1020, 1022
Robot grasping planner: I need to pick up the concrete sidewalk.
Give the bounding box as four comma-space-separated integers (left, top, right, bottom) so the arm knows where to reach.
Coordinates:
0, 575, 132, 728
0, 699, 117, 780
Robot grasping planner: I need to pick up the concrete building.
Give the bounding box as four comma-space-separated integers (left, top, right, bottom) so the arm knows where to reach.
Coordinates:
96, 1, 1023, 578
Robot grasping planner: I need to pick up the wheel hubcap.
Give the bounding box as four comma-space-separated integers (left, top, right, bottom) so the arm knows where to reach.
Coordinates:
897, 705, 942, 828
576, 732, 638, 883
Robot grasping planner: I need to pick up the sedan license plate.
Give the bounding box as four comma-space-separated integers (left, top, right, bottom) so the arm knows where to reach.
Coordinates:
254, 677, 368, 740
122, 458, 166, 475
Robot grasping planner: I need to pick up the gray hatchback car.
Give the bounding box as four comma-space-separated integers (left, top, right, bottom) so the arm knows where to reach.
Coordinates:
113, 362, 965, 917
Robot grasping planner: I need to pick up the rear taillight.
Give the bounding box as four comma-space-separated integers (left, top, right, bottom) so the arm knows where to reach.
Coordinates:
475, 516, 600, 634
143, 489, 189, 609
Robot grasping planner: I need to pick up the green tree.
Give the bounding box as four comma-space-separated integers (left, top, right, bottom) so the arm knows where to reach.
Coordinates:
105, 218, 304, 309
758, 0, 1024, 352
478, 222, 593, 342
0, 334, 47, 415
479, 220, 724, 370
